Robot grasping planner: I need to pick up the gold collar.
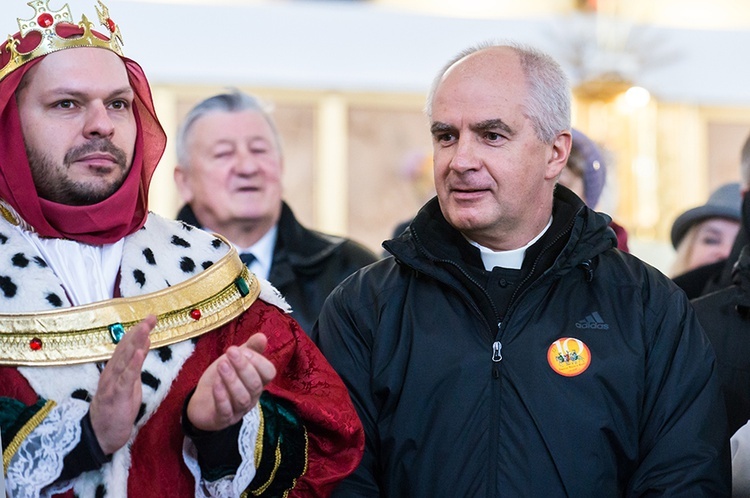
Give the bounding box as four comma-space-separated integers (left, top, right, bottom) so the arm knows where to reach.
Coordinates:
0, 246, 259, 366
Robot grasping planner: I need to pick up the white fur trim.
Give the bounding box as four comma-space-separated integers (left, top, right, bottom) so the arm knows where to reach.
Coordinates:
257, 276, 292, 314
10, 213, 226, 497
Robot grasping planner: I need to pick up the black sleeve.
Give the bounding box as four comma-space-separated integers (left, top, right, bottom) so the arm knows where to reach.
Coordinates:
181, 389, 242, 482
58, 411, 112, 481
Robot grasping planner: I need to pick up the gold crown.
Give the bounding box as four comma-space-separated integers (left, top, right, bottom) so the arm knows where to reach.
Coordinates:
0, 0, 124, 82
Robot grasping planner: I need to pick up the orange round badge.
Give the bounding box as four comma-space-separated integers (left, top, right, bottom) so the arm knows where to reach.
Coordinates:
547, 337, 591, 377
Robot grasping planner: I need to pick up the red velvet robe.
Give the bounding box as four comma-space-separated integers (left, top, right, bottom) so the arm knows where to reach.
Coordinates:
0, 299, 364, 497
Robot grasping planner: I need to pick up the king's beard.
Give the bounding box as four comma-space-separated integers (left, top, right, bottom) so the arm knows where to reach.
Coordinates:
26, 138, 130, 206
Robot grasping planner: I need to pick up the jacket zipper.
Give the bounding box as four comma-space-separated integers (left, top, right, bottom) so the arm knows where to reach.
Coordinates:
492, 339, 502, 362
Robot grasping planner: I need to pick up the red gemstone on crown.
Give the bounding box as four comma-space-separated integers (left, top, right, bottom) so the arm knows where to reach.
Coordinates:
190, 309, 202, 320
106, 18, 116, 33
30, 338, 43, 351
38, 13, 54, 28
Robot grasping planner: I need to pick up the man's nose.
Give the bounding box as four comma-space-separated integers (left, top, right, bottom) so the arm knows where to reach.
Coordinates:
83, 102, 115, 139
449, 136, 480, 172
234, 149, 259, 175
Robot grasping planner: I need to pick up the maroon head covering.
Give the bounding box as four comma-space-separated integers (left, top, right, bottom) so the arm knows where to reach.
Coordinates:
0, 21, 166, 245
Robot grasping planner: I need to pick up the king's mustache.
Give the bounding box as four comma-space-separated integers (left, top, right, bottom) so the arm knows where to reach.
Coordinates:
64, 139, 128, 168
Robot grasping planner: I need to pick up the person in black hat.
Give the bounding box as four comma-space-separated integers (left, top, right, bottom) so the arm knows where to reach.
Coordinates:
669, 182, 742, 278
673, 134, 750, 298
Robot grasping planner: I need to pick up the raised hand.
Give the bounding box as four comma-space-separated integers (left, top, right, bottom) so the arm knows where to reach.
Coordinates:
89, 315, 156, 455
187, 333, 277, 432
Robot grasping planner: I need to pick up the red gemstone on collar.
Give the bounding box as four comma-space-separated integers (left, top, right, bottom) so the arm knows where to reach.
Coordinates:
106, 18, 116, 32
38, 13, 54, 28
30, 338, 43, 351
189, 309, 202, 320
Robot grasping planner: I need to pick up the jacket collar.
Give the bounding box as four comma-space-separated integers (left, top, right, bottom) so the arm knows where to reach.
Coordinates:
384, 185, 615, 278
178, 201, 347, 287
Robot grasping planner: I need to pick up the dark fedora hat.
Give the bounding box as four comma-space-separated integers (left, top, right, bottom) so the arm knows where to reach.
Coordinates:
670, 182, 742, 249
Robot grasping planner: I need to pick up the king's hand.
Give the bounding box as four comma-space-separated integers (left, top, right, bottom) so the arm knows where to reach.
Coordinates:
187, 333, 277, 432
90, 315, 156, 455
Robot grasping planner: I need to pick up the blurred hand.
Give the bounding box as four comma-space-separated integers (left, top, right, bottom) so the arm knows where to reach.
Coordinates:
90, 315, 156, 455
187, 333, 277, 432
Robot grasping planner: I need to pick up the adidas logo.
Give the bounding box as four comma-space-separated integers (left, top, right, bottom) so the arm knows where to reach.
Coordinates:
575, 311, 610, 330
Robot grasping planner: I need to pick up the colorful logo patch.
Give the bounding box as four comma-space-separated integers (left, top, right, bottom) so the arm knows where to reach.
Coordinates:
547, 337, 591, 377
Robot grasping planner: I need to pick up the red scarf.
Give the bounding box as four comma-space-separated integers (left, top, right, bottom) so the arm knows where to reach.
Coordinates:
0, 25, 166, 245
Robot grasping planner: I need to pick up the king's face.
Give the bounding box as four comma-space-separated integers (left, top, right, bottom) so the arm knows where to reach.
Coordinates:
15, 47, 137, 206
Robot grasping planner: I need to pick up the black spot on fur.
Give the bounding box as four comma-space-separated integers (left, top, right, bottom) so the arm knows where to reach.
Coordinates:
135, 403, 147, 424
201, 261, 213, 270
12, 253, 29, 268
180, 257, 196, 273
71, 389, 91, 402
157, 346, 172, 362
33, 256, 47, 268
171, 236, 190, 248
133, 269, 146, 287
0, 276, 17, 298
180, 222, 194, 231
211, 238, 222, 249
191, 336, 200, 345
143, 248, 156, 265
46, 293, 63, 307
95, 484, 106, 498
141, 370, 161, 391
0, 233, 7, 244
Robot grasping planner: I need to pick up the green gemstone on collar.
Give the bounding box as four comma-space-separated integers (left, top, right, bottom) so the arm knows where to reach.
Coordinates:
109, 323, 125, 344
234, 277, 250, 297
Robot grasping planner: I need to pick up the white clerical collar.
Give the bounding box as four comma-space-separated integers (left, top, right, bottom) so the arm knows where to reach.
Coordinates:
236, 224, 277, 280
468, 216, 553, 271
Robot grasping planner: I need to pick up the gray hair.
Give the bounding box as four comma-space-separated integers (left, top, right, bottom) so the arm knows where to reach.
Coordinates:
175, 89, 282, 167
425, 41, 571, 144
741, 133, 750, 189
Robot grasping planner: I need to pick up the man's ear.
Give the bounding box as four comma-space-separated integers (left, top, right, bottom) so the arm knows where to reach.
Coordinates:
173, 166, 194, 204
545, 130, 572, 181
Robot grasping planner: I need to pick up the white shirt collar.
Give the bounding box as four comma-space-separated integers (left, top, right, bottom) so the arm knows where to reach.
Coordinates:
236, 224, 277, 280
468, 216, 553, 271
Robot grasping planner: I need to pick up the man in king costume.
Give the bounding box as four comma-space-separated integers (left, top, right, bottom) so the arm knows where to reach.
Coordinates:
0, 2, 364, 496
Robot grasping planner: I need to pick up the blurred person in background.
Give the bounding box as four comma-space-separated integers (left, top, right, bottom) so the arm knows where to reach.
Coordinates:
558, 128, 629, 252
669, 182, 742, 278
692, 245, 750, 497
674, 133, 750, 298
174, 90, 378, 333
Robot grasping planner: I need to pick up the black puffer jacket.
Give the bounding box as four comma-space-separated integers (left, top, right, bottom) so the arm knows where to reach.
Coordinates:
314, 188, 729, 497
178, 201, 378, 333
692, 245, 750, 436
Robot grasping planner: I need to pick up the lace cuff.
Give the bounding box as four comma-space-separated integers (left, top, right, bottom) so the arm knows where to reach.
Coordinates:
183, 406, 260, 497
6, 399, 88, 498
